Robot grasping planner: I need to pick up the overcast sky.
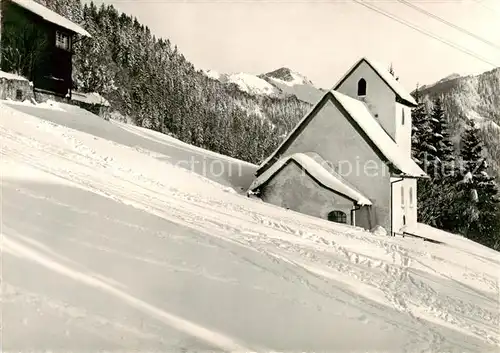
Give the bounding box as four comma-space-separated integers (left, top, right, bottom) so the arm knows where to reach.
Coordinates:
88, 0, 500, 90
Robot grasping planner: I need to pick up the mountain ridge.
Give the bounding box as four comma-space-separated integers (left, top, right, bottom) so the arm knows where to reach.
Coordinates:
419, 73, 462, 92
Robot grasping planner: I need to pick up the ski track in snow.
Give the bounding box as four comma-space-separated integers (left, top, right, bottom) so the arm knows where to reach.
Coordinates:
2, 235, 260, 353
1, 103, 499, 352
2, 282, 171, 347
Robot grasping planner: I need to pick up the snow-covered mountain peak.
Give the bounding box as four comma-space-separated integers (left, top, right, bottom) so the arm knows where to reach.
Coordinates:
200, 65, 324, 104
226, 72, 280, 96
261, 67, 314, 86
201, 69, 280, 96
259, 67, 324, 104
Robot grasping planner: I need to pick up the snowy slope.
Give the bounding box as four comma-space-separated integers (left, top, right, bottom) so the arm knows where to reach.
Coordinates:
1, 99, 257, 192
1, 102, 499, 352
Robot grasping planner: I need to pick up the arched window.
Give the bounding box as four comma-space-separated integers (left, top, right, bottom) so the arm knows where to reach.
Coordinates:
401, 186, 405, 208
328, 210, 347, 224
357, 78, 367, 96
402, 108, 405, 125
409, 187, 414, 207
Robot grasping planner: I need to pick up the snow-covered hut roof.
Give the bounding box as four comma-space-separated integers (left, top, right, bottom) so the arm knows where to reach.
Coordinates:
71, 91, 110, 107
0, 70, 28, 81
256, 90, 427, 179
10, 0, 90, 37
249, 152, 372, 206
333, 57, 417, 107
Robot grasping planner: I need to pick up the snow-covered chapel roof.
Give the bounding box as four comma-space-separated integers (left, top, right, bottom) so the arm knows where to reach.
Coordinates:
10, 0, 91, 37
256, 90, 427, 179
250, 152, 372, 206
332, 91, 425, 177
333, 57, 417, 107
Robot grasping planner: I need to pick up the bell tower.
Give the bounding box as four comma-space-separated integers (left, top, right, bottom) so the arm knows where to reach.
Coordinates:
333, 57, 417, 157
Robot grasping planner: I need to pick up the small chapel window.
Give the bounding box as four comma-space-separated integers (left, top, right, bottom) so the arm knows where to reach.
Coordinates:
328, 210, 347, 224
401, 186, 405, 208
357, 78, 367, 96
409, 187, 414, 208
402, 108, 405, 125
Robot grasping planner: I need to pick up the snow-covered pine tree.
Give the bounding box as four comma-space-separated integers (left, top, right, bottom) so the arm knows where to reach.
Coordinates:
411, 94, 461, 230
411, 87, 433, 168
455, 119, 500, 247
428, 97, 456, 179
411, 87, 439, 224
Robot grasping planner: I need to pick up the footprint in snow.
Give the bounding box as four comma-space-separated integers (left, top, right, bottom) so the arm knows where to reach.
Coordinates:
357, 314, 369, 324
